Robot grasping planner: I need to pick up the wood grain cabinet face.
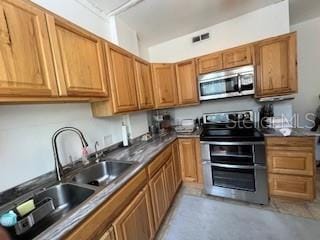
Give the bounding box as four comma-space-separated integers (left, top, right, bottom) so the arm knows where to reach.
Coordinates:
175, 59, 199, 105
163, 157, 176, 203
172, 140, 182, 189
113, 187, 154, 240
152, 63, 178, 108
222, 46, 252, 69
255, 33, 297, 98
0, 0, 58, 97
46, 15, 108, 97
149, 169, 168, 230
178, 138, 198, 183
106, 44, 138, 113
134, 58, 155, 110
196, 53, 223, 74
99, 226, 116, 240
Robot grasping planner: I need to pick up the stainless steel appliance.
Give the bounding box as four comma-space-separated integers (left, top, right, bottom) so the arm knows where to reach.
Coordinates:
198, 65, 255, 101
200, 111, 268, 204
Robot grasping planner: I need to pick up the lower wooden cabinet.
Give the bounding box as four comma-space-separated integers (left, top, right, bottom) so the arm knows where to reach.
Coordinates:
113, 187, 154, 240
163, 157, 176, 203
266, 136, 316, 200
149, 169, 168, 230
178, 138, 203, 184
100, 226, 116, 240
172, 140, 182, 189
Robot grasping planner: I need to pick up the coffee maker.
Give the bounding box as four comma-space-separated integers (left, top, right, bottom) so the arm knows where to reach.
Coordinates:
259, 103, 274, 128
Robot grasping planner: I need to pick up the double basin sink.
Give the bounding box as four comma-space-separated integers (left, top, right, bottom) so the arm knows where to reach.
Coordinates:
11, 159, 135, 239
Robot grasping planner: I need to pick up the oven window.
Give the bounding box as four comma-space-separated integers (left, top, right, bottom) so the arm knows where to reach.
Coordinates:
200, 76, 239, 96
210, 145, 253, 165
212, 166, 255, 192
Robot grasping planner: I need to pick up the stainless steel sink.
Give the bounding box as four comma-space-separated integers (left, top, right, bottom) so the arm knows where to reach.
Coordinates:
11, 183, 95, 239
71, 161, 134, 186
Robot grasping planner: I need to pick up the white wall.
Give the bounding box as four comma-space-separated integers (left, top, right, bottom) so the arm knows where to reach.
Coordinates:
291, 17, 320, 127
148, 0, 290, 62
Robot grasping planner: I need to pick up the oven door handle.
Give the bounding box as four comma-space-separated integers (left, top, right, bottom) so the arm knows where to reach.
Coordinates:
211, 163, 255, 170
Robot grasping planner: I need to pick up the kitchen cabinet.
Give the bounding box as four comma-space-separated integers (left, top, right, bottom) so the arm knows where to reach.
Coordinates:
99, 226, 116, 240
105, 43, 139, 113
254, 32, 297, 98
46, 14, 108, 97
172, 140, 182, 190
113, 187, 154, 240
222, 45, 252, 69
152, 63, 178, 108
196, 53, 223, 75
149, 169, 168, 230
0, 0, 58, 97
266, 136, 316, 200
175, 59, 199, 105
134, 57, 155, 110
163, 157, 176, 203
178, 138, 203, 184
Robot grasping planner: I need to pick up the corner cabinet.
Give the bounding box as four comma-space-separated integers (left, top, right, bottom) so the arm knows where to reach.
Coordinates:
105, 43, 139, 113
113, 187, 154, 240
152, 63, 178, 109
0, 0, 58, 97
254, 32, 297, 98
175, 59, 199, 105
134, 57, 155, 110
46, 15, 108, 97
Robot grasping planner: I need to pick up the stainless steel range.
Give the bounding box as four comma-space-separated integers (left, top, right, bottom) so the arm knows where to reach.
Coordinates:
200, 111, 268, 204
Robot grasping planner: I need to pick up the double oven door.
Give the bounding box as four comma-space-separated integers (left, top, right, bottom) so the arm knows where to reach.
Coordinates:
201, 141, 268, 204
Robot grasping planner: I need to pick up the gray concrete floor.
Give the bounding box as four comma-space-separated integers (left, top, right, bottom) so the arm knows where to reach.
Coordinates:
156, 169, 320, 240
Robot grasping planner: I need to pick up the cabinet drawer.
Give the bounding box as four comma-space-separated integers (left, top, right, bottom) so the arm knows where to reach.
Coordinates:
148, 145, 172, 177
269, 174, 314, 200
267, 150, 314, 176
266, 137, 315, 148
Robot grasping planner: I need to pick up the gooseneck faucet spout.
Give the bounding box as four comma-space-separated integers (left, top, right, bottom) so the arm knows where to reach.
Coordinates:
52, 127, 89, 181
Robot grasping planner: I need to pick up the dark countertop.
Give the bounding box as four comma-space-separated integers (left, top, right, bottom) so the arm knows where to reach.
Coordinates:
0, 132, 178, 240
260, 128, 320, 138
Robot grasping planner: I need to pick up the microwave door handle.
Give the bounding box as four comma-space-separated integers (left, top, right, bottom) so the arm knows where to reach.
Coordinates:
237, 74, 242, 93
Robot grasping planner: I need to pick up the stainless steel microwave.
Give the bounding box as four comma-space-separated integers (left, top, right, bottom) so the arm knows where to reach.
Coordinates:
198, 65, 255, 101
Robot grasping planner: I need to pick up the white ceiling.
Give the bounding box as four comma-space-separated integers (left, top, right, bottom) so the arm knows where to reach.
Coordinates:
86, 0, 320, 47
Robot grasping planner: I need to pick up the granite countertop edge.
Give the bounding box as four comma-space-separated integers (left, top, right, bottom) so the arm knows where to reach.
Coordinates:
35, 132, 178, 240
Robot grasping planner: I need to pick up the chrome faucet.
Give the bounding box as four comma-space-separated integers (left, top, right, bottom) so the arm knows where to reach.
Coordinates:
52, 127, 89, 181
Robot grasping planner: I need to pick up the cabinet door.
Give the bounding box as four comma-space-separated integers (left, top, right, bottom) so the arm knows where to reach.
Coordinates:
106, 44, 138, 113
163, 157, 176, 203
255, 33, 297, 98
178, 138, 198, 183
152, 63, 178, 108
0, 0, 57, 97
175, 59, 199, 105
113, 187, 154, 240
222, 46, 252, 69
100, 226, 116, 240
269, 174, 314, 200
46, 15, 108, 97
172, 140, 182, 190
134, 58, 155, 110
196, 53, 223, 74
149, 169, 168, 229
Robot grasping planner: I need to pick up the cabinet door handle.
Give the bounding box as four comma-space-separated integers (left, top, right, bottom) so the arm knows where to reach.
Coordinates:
2, 10, 11, 45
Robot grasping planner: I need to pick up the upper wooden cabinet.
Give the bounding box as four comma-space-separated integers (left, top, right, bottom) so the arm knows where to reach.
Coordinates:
46, 14, 108, 97
106, 43, 139, 113
0, 0, 57, 97
113, 187, 154, 240
222, 45, 252, 69
254, 32, 297, 98
175, 59, 199, 105
152, 63, 178, 108
196, 53, 223, 74
134, 57, 155, 110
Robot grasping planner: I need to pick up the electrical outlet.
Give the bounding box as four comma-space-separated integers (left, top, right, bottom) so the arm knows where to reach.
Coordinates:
103, 135, 113, 147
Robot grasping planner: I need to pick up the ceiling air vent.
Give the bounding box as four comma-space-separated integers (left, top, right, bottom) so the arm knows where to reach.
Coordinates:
192, 32, 210, 43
